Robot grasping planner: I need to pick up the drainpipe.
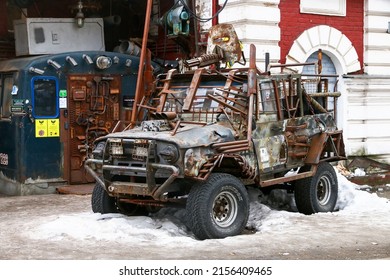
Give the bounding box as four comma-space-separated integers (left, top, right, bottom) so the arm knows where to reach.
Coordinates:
130, 0, 153, 126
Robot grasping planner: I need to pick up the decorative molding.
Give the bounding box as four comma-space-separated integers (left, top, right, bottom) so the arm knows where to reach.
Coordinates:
285, 25, 361, 74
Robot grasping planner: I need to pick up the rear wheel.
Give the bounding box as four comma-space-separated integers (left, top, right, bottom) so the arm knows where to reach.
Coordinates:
294, 162, 338, 214
186, 173, 249, 240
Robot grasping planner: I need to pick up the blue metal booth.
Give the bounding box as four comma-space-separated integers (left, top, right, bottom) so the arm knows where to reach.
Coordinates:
0, 51, 142, 195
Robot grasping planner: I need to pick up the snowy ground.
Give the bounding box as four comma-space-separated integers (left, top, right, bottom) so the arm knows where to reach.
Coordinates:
0, 170, 389, 260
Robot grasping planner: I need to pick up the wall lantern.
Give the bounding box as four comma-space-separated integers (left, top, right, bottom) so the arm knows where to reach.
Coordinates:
75, 1, 85, 28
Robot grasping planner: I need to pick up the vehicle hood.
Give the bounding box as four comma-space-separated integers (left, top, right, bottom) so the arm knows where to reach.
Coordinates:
98, 123, 235, 148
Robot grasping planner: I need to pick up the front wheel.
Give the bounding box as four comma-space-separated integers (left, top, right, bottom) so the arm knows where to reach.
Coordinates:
294, 162, 338, 214
91, 183, 118, 214
186, 173, 249, 240
91, 183, 152, 216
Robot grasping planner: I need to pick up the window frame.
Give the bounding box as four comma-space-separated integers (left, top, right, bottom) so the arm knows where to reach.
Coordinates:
0, 73, 15, 120
300, 0, 346, 17
31, 76, 59, 119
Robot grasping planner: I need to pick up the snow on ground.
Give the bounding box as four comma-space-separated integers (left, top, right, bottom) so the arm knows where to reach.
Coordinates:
25, 169, 390, 243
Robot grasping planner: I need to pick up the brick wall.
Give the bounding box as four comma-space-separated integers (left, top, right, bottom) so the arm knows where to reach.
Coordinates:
279, 0, 364, 71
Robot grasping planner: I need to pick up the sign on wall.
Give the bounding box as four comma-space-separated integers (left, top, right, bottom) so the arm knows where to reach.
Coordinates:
35, 119, 60, 138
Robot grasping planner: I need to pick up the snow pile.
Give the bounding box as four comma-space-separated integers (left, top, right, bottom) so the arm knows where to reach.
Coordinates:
30, 210, 195, 244
27, 169, 390, 242
336, 171, 389, 212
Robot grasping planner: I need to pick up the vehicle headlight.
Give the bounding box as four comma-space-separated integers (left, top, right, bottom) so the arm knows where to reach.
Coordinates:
109, 138, 123, 155
158, 144, 179, 164
92, 142, 106, 158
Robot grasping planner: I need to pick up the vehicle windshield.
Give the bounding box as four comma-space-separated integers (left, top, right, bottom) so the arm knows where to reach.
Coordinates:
143, 70, 250, 126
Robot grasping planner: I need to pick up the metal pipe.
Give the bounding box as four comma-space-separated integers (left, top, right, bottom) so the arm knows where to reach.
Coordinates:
212, 140, 249, 148
247, 44, 257, 141
302, 73, 339, 78
212, 0, 219, 26
297, 77, 304, 116
118, 41, 141, 56
265, 52, 270, 71
84, 159, 105, 188
131, 0, 153, 126
192, 0, 200, 56
47, 59, 61, 70
269, 62, 316, 68
309, 92, 341, 98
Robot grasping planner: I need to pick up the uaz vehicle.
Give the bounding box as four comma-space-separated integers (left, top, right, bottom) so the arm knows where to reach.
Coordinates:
85, 41, 345, 240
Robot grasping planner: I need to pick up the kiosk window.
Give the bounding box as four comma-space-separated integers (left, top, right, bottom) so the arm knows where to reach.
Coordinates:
32, 77, 59, 118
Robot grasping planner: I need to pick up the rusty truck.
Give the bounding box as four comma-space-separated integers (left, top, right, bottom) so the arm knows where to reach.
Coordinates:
85, 24, 346, 240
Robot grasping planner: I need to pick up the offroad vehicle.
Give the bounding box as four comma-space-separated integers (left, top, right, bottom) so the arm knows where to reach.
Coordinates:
85, 37, 346, 240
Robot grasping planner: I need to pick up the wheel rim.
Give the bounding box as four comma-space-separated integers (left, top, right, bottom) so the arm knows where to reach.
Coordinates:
212, 190, 238, 228
317, 175, 332, 206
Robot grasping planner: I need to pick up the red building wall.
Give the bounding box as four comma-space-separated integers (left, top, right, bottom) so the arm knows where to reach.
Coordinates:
279, 0, 364, 71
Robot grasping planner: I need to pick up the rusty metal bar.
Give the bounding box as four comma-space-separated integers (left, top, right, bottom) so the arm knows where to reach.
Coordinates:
306, 93, 328, 113
260, 168, 317, 187
296, 77, 304, 117
170, 120, 181, 136
268, 62, 316, 71
156, 69, 178, 112
288, 151, 308, 158
301, 74, 340, 78
282, 80, 291, 118
285, 123, 308, 131
130, 0, 153, 126
272, 79, 284, 121
247, 44, 257, 142
137, 104, 157, 111
216, 143, 250, 151
207, 93, 247, 115
217, 69, 238, 110
84, 159, 105, 188
309, 92, 341, 98
220, 147, 250, 153
349, 172, 390, 186
212, 139, 249, 148
183, 68, 204, 111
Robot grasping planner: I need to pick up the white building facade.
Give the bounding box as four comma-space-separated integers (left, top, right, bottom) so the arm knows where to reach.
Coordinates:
196, 0, 390, 161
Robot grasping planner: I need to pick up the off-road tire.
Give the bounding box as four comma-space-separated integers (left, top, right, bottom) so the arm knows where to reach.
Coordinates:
91, 183, 118, 214
186, 173, 249, 240
294, 162, 338, 215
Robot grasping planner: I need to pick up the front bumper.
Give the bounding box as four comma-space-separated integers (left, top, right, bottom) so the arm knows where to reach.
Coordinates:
84, 158, 179, 201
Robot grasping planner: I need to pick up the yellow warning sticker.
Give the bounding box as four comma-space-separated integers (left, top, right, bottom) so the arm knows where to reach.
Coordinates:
35, 120, 47, 138
47, 119, 60, 137
35, 119, 60, 138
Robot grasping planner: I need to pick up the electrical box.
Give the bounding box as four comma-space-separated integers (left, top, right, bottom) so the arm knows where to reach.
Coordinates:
13, 18, 105, 56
